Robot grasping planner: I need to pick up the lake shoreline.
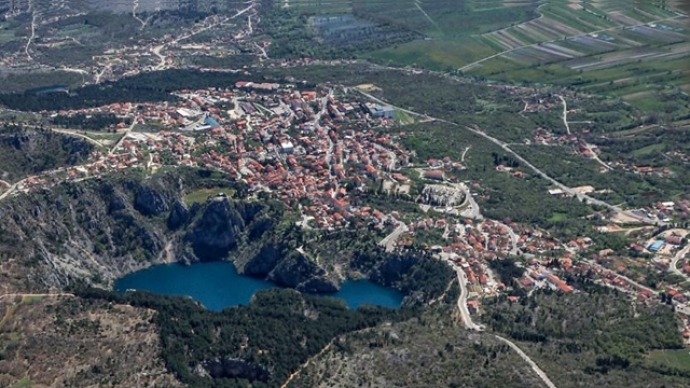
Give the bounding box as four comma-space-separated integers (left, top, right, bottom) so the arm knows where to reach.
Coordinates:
114, 261, 404, 311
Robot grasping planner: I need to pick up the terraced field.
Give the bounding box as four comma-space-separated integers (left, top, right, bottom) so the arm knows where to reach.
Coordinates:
278, 0, 688, 116
461, 1, 689, 115
280, 0, 538, 69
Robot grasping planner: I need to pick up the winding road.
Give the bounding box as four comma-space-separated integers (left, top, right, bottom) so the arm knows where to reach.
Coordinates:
670, 244, 690, 279
379, 221, 408, 252
495, 335, 558, 388
356, 90, 655, 225
438, 254, 557, 388
151, 4, 252, 71
25, 11, 38, 60
50, 128, 103, 147
558, 95, 612, 171
455, 263, 483, 331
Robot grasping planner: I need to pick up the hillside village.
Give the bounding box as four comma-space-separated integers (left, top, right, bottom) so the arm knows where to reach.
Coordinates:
2, 80, 690, 343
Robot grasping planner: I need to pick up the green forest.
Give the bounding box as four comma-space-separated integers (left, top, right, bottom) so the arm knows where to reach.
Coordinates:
484, 285, 689, 387
73, 285, 419, 388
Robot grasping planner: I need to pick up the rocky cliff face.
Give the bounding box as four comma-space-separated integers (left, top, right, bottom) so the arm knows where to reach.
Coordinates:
0, 175, 176, 291
0, 126, 93, 183
167, 200, 191, 230
0, 170, 334, 294
134, 184, 170, 216
186, 197, 246, 261
267, 251, 338, 293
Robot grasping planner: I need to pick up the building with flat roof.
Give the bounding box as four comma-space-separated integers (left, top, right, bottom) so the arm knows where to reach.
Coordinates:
423, 170, 444, 181
281, 141, 294, 154
205, 116, 221, 128
648, 240, 664, 252
362, 102, 395, 119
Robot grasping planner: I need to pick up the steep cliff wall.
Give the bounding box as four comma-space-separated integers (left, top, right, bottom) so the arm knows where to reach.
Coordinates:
0, 126, 93, 183
0, 170, 332, 293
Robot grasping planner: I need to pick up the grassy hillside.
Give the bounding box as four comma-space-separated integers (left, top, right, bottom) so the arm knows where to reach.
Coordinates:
0, 295, 180, 387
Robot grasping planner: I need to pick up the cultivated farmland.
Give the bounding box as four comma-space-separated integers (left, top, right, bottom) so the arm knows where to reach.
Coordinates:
274, 1, 687, 116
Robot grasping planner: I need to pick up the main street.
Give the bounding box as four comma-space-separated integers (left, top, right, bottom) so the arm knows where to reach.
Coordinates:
437, 253, 483, 332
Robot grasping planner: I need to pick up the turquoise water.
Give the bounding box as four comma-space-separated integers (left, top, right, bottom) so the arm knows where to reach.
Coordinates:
114, 261, 403, 311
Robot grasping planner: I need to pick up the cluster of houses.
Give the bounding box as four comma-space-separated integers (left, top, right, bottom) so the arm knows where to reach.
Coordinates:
21, 83, 416, 231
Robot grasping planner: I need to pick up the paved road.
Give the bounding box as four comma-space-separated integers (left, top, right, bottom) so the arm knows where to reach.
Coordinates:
455, 267, 483, 331
670, 244, 690, 278
12, 124, 104, 147
25, 11, 37, 60
379, 221, 408, 252
461, 146, 470, 162
109, 119, 138, 155
50, 128, 103, 147
0, 181, 21, 201
439, 254, 557, 387
454, 182, 482, 219
585, 256, 690, 316
583, 258, 659, 296
494, 335, 558, 388
463, 124, 654, 223
95, 63, 110, 84
439, 254, 483, 331
151, 6, 248, 71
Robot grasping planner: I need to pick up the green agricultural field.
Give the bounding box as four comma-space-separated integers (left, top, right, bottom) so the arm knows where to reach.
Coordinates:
11, 377, 32, 388
275, 0, 538, 68
0, 26, 21, 44
272, 0, 689, 94
548, 212, 568, 222
366, 37, 498, 70
183, 187, 235, 205
394, 109, 415, 125
647, 349, 690, 374
632, 143, 666, 157
288, 0, 353, 14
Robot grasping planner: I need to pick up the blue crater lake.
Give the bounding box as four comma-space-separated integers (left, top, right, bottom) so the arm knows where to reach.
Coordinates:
114, 261, 403, 311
